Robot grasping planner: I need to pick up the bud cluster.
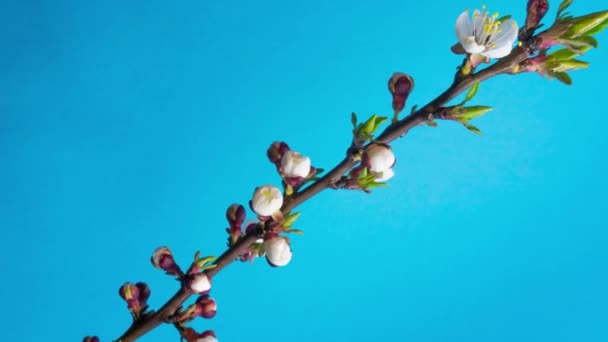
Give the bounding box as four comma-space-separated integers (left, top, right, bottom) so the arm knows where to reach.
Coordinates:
118, 282, 151, 319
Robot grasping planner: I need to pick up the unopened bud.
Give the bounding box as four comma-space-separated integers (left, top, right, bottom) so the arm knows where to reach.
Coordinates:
119, 282, 141, 313
264, 236, 293, 267
83, 336, 100, 342
226, 204, 246, 229
388, 72, 414, 114
267, 141, 291, 166
151, 246, 182, 277
525, 0, 549, 30
196, 295, 218, 319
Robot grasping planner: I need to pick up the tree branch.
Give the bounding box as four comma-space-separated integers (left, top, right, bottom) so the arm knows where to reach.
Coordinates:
114, 43, 532, 342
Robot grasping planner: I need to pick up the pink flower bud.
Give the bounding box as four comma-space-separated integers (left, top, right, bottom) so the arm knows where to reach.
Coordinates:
197, 330, 218, 342
267, 141, 291, 166
135, 282, 150, 307
226, 204, 246, 229
264, 236, 292, 267
83, 336, 100, 342
196, 295, 218, 319
119, 282, 141, 313
250, 185, 283, 217
281, 151, 312, 178
388, 72, 414, 113
526, 0, 549, 30
187, 273, 212, 294
151, 246, 182, 276
364, 144, 396, 173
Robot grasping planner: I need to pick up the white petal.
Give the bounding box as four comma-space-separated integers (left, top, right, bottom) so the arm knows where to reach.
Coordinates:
483, 44, 513, 58
461, 36, 486, 54
455, 10, 472, 44
491, 19, 519, 46
472, 9, 486, 41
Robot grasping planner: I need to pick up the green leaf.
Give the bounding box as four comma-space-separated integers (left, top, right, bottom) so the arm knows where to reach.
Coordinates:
548, 49, 577, 62
463, 82, 480, 103
567, 11, 608, 38
373, 115, 388, 128
197, 255, 216, 266
557, 0, 573, 18
551, 59, 590, 72
351, 112, 358, 129
577, 36, 598, 48
452, 106, 493, 121
555, 72, 573, 85
288, 229, 305, 235
282, 211, 301, 228
497, 15, 512, 23
463, 122, 483, 136
585, 18, 608, 36
365, 182, 388, 189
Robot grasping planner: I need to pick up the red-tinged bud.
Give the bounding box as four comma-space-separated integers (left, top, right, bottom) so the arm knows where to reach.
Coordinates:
388, 72, 414, 114
226, 204, 246, 229
83, 336, 100, 342
267, 141, 291, 166
526, 0, 549, 30
135, 282, 150, 307
151, 246, 182, 277
119, 282, 141, 313
187, 273, 212, 294
198, 330, 218, 342
196, 295, 218, 319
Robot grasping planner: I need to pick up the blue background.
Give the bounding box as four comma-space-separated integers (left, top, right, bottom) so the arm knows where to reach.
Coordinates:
2, 1, 607, 341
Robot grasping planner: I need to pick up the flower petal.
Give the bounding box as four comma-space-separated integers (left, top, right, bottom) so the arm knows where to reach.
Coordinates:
472, 9, 486, 41
455, 10, 472, 44
483, 44, 513, 58
491, 19, 519, 46
461, 36, 486, 54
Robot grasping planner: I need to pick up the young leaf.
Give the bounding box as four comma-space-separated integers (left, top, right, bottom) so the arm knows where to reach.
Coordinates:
351, 112, 358, 129
568, 11, 608, 38
557, 0, 573, 18
464, 82, 480, 103
463, 122, 483, 136
585, 18, 608, 36
548, 49, 582, 61
552, 59, 590, 73
554, 72, 573, 85
282, 212, 302, 228
287, 229, 305, 235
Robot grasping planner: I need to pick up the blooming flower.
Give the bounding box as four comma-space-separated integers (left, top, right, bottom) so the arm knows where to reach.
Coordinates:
264, 236, 293, 267
188, 273, 212, 294
365, 144, 396, 173
456, 8, 519, 58
281, 151, 311, 178
251, 185, 283, 216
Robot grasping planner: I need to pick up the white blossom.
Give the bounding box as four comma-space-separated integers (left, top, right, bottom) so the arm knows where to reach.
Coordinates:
189, 273, 212, 294
366, 144, 396, 173
251, 185, 283, 216
264, 237, 293, 267
456, 8, 519, 59
281, 151, 311, 178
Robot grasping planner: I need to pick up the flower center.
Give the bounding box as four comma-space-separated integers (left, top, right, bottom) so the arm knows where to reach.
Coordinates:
473, 5, 502, 48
